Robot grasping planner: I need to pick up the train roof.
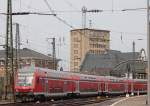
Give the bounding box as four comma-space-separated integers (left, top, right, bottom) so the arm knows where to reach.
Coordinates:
18, 66, 147, 82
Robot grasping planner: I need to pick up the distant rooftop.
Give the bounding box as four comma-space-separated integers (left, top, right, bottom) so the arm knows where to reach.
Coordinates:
0, 48, 55, 60
71, 28, 110, 32
80, 50, 140, 72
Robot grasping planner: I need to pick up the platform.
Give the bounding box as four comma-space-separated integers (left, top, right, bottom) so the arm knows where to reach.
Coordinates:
111, 95, 147, 106
85, 95, 147, 106
0, 100, 14, 105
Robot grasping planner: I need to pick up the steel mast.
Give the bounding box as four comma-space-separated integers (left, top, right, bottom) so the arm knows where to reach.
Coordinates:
4, 0, 15, 101
147, 0, 150, 105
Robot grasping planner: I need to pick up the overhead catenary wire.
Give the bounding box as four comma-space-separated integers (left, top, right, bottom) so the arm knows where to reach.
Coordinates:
0, 1, 146, 50
0, 3, 146, 48
43, 0, 108, 40
44, 0, 74, 29
0, 33, 69, 52
110, 30, 146, 36
62, 0, 79, 10
0, 12, 56, 16
0, 28, 145, 48
0, 1, 146, 70
0, 7, 146, 16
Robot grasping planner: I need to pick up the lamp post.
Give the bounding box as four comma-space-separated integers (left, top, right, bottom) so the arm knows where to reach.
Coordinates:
147, 0, 150, 105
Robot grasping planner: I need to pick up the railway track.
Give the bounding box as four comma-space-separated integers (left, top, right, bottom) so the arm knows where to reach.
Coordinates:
49, 97, 110, 106
0, 96, 112, 106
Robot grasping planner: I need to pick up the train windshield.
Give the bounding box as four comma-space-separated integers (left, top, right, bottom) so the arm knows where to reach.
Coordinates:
16, 66, 34, 86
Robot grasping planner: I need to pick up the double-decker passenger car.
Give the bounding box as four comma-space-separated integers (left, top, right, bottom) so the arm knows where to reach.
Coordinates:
15, 65, 147, 101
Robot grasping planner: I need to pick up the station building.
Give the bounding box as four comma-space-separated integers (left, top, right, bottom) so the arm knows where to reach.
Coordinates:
0, 48, 59, 77
80, 50, 147, 79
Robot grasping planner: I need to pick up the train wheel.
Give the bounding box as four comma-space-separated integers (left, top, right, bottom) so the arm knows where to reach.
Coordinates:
39, 95, 46, 102
67, 93, 73, 98
21, 97, 27, 102
75, 93, 80, 98
98, 92, 101, 96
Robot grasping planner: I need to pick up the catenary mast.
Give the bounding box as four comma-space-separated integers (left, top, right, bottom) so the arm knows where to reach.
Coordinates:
4, 0, 15, 101
147, 0, 150, 105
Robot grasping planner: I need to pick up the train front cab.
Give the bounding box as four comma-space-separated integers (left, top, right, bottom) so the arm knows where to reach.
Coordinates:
15, 66, 36, 101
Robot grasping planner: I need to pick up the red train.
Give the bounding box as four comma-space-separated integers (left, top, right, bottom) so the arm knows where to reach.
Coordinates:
15, 66, 147, 101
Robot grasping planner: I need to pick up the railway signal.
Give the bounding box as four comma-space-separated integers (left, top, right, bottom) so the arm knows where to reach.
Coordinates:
46, 37, 56, 70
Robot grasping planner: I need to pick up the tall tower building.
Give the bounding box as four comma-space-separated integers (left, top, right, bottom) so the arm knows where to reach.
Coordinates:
70, 28, 110, 72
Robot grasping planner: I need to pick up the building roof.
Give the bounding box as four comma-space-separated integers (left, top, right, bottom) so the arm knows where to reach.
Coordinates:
71, 28, 110, 33
0, 48, 56, 61
80, 50, 140, 72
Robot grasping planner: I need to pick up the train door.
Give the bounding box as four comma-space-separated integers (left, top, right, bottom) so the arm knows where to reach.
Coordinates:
125, 81, 128, 94
128, 82, 131, 93
75, 81, 79, 93
45, 78, 49, 94
64, 81, 75, 94
98, 82, 101, 95
41, 78, 45, 93
72, 81, 76, 93
131, 80, 134, 95
105, 81, 108, 94
69, 81, 76, 93
101, 82, 105, 94
64, 81, 68, 93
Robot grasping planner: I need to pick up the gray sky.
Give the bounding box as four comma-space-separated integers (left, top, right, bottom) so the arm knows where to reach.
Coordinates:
0, 0, 147, 70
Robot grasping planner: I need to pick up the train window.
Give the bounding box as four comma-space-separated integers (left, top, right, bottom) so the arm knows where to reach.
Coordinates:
104, 83, 107, 91
36, 77, 39, 84
64, 81, 67, 85
40, 78, 45, 85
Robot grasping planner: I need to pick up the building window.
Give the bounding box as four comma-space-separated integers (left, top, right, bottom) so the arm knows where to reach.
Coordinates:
90, 37, 107, 42
74, 37, 79, 42
0, 61, 4, 66
90, 44, 92, 48
74, 44, 78, 48
96, 50, 98, 54
74, 56, 78, 60
74, 68, 78, 71
26, 59, 31, 65
74, 62, 78, 66
90, 50, 93, 54
99, 50, 101, 54
74, 50, 78, 54
72, 31, 77, 35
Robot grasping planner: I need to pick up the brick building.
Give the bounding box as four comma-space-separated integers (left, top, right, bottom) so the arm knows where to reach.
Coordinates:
0, 48, 59, 77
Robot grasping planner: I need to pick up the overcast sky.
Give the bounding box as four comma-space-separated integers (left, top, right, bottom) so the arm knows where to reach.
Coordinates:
0, 0, 147, 70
